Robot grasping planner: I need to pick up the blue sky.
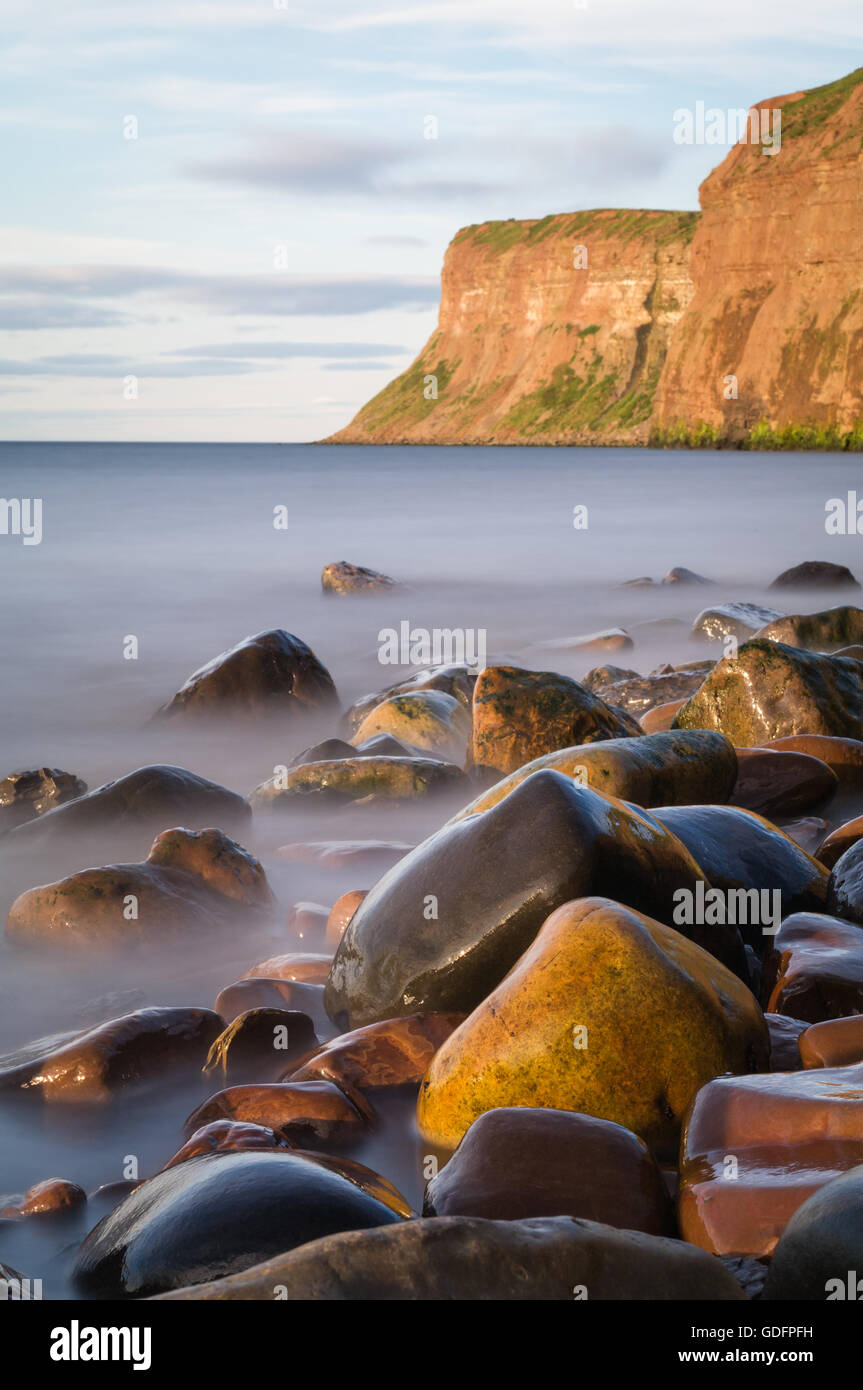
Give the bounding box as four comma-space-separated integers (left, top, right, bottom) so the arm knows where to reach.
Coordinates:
1, 0, 861, 442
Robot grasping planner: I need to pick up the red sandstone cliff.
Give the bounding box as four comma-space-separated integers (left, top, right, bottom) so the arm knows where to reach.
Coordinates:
328, 68, 863, 449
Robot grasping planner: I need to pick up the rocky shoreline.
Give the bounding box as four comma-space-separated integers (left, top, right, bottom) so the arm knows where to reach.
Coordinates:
5, 558, 863, 1301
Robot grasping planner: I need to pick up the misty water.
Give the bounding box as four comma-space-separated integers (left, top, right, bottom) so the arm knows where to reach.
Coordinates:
1, 440, 860, 1297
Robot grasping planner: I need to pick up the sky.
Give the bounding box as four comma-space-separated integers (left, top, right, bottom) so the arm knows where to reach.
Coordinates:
1, 0, 861, 443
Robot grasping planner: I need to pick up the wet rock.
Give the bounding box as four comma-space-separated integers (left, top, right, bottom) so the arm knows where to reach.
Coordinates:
769, 560, 860, 591
214, 978, 329, 1036
766, 1013, 808, 1071
618, 576, 656, 589
6, 826, 272, 951
157, 629, 338, 722
691, 603, 783, 643
582, 665, 640, 689
279, 842, 410, 875
541, 628, 633, 655
326, 890, 367, 948
0, 1178, 87, 1219
0, 767, 87, 835
646, 804, 829, 946
755, 605, 863, 652
203, 1009, 318, 1083
73, 1149, 402, 1298
640, 699, 686, 733
285, 901, 329, 942
417, 896, 768, 1156
327, 772, 743, 1032
827, 838, 863, 924
251, 755, 466, 805
764, 1165, 863, 1300
423, 1108, 674, 1235
352, 691, 470, 762
674, 639, 863, 746
344, 664, 477, 736
321, 561, 400, 595
798, 1016, 863, 1068
816, 814, 863, 868
729, 748, 837, 817
662, 566, 712, 585
151, 1213, 745, 1301
582, 670, 706, 719
469, 665, 640, 776
679, 1065, 863, 1257
451, 730, 738, 820
162, 1121, 293, 1169
183, 1078, 370, 1145
0, 1007, 222, 1103
288, 1013, 462, 1094
764, 912, 863, 1021
6, 764, 249, 848
243, 953, 332, 984
762, 733, 863, 790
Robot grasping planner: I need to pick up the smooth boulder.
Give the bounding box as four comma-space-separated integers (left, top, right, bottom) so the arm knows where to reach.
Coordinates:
417, 896, 768, 1156
674, 639, 863, 746
157, 629, 338, 721
764, 1165, 863, 1300
73, 1150, 402, 1298
326, 771, 742, 1032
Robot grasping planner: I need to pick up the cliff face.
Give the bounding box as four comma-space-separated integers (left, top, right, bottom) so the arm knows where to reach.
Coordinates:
653, 71, 863, 447
330, 68, 863, 449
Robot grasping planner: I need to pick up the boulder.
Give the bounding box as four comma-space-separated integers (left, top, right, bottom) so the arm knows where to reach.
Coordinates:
729, 748, 837, 817
162, 1121, 293, 1169
581, 670, 706, 719
0, 767, 87, 835
277, 842, 411, 873
326, 891, 367, 948
0, 1178, 87, 1219
764, 912, 863, 1021
469, 665, 640, 776
691, 603, 783, 643
761, 734, 863, 790
817, 814, 863, 869
662, 567, 712, 585
250, 756, 465, 805
242, 953, 332, 985
417, 896, 768, 1156
73, 1150, 402, 1298
5, 765, 249, 848
214, 978, 329, 1036
183, 1079, 370, 1145
679, 1065, 863, 1257
541, 628, 633, 655
769, 561, 859, 591
203, 1009, 318, 1083
156, 629, 338, 721
799, 1016, 863, 1068
150, 1213, 745, 1301
764, 1165, 863, 1300
450, 730, 738, 821
344, 664, 476, 736
351, 691, 471, 762
651, 806, 829, 945
827, 839, 863, 924
326, 772, 743, 1032
674, 639, 863, 746
288, 1014, 463, 1094
766, 1013, 808, 1071
6, 827, 272, 951
640, 700, 686, 733
754, 605, 863, 652
0, 1007, 222, 1103
423, 1108, 674, 1235
321, 561, 400, 595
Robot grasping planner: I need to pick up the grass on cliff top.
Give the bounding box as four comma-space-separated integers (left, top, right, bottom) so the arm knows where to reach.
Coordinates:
453, 208, 698, 252
780, 66, 863, 145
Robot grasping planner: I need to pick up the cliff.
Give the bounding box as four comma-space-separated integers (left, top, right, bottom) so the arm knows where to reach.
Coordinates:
328, 68, 863, 449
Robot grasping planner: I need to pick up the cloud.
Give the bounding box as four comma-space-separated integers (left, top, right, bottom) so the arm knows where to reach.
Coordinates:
0, 297, 135, 329
170, 341, 411, 359
0, 265, 440, 327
